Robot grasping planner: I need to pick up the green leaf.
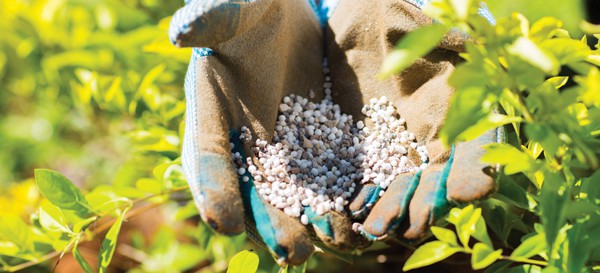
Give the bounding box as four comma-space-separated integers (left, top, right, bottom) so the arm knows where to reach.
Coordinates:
378, 24, 449, 78
0, 215, 30, 249
538, 172, 568, 257
482, 143, 540, 175
457, 206, 484, 248
103, 77, 126, 111
38, 207, 71, 234
471, 243, 502, 270
541, 38, 591, 65
545, 76, 569, 89
403, 241, 461, 271
496, 176, 529, 209
581, 170, 600, 204
453, 113, 522, 143
507, 37, 559, 74
510, 233, 547, 259
529, 17, 563, 41
129, 64, 166, 114
98, 209, 128, 273
580, 21, 600, 34
440, 86, 491, 146
136, 178, 162, 194
226, 250, 260, 273
34, 169, 93, 217
431, 226, 459, 247
473, 216, 493, 247
575, 67, 600, 107
73, 246, 94, 273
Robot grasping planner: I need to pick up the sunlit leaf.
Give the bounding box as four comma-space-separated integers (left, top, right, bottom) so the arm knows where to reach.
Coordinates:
471, 243, 502, 270
580, 21, 600, 34
575, 67, 600, 107
452, 113, 521, 143
0, 215, 30, 249
529, 17, 563, 41
507, 37, 559, 74
431, 226, 459, 247
226, 250, 260, 273
510, 233, 547, 259
473, 216, 493, 247
540, 38, 591, 65
482, 144, 540, 175
403, 241, 462, 271
545, 76, 568, 89
38, 207, 71, 234
136, 178, 162, 194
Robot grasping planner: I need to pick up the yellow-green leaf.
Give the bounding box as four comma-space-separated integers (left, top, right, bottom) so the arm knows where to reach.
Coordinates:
38, 207, 71, 234
98, 209, 128, 273
403, 241, 461, 271
511, 233, 547, 260
226, 250, 260, 273
431, 226, 459, 247
507, 37, 559, 74
482, 143, 540, 174
471, 243, 502, 270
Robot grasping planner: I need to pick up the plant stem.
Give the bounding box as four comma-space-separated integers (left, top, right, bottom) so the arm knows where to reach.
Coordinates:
5, 251, 61, 272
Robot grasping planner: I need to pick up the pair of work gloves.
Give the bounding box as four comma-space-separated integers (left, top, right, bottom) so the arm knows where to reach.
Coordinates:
169, 0, 500, 266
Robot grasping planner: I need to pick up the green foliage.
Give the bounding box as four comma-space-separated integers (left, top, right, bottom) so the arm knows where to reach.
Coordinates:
1, 0, 599, 272
387, 0, 600, 271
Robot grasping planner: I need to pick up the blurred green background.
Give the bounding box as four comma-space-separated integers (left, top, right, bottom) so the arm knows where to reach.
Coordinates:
0, 0, 591, 272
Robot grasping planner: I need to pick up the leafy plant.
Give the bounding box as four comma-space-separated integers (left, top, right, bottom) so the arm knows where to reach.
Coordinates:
380, 0, 600, 272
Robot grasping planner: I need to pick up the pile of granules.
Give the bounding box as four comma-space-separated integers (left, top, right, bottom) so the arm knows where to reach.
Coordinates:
231, 75, 428, 225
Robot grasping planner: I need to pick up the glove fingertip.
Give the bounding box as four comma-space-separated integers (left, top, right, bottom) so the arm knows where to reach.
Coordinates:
348, 184, 380, 219
194, 154, 246, 235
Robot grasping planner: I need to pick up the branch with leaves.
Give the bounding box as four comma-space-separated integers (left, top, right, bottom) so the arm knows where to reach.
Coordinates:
0, 169, 189, 273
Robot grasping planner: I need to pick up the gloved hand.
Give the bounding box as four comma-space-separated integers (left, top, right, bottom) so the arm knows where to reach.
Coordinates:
322, 0, 501, 241
168, 0, 367, 266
